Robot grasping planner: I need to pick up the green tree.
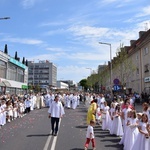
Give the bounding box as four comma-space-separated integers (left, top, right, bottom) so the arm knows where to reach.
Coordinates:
79, 79, 88, 91
114, 45, 136, 88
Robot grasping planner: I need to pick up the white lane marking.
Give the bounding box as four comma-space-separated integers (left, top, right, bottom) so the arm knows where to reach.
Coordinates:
50, 119, 61, 150
50, 136, 57, 150
43, 119, 62, 150
43, 131, 52, 150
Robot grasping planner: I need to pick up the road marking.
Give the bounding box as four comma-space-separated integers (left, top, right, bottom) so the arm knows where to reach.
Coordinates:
43, 131, 52, 150
43, 119, 61, 150
51, 136, 57, 150
50, 119, 61, 150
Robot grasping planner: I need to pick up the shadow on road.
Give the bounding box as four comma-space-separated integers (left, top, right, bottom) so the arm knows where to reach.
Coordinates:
70, 148, 92, 150
75, 125, 87, 129
27, 134, 50, 137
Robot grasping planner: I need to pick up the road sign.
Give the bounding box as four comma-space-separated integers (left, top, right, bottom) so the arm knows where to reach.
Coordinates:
113, 78, 120, 85
113, 85, 120, 91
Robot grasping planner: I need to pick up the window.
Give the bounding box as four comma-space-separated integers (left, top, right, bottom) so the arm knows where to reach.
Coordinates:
0, 60, 6, 78
136, 68, 139, 75
144, 47, 149, 55
144, 64, 149, 73
136, 54, 139, 60
7, 63, 17, 80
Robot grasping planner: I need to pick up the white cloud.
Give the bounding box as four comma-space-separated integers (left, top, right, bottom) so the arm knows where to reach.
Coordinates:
57, 66, 95, 82
21, 0, 43, 9
68, 26, 109, 38
67, 52, 106, 61
136, 5, 150, 17
39, 21, 66, 27
44, 28, 66, 36
1, 37, 43, 45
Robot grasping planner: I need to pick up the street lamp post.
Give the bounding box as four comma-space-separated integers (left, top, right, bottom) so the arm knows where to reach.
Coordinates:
99, 42, 113, 96
0, 17, 10, 20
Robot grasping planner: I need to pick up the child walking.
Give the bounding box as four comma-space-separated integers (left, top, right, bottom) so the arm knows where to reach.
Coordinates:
84, 120, 96, 150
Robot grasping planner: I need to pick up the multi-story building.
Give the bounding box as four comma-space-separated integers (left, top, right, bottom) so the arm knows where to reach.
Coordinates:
127, 30, 150, 94
59, 80, 77, 91
28, 60, 57, 90
101, 29, 150, 95
0, 47, 28, 94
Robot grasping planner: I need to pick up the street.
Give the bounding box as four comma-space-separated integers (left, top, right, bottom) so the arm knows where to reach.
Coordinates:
0, 102, 143, 150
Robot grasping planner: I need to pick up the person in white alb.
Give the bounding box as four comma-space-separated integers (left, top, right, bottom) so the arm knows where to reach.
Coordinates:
48, 95, 65, 136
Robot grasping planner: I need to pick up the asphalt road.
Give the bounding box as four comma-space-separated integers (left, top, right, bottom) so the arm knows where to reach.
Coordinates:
0, 102, 143, 150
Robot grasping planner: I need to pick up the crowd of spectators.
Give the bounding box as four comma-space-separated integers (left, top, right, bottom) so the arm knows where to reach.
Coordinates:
0, 93, 45, 129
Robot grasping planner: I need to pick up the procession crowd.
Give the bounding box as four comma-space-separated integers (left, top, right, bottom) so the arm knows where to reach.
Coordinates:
0, 92, 81, 129
85, 93, 150, 150
1, 91, 150, 150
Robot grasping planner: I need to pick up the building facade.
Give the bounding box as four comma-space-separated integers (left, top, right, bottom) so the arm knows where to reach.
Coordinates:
0, 50, 28, 94
28, 60, 57, 90
101, 29, 150, 95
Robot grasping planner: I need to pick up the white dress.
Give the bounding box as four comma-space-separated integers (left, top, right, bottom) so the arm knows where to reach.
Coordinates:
124, 118, 139, 150
0, 107, 2, 125
109, 108, 115, 133
131, 122, 148, 150
102, 106, 110, 130
96, 107, 101, 120
1, 104, 6, 125
145, 137, 150, 150
111, 111, 123, 136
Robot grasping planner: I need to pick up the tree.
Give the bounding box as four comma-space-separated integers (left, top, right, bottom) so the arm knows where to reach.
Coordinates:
15, 51, 18, 59
25, 59, 28, 66
4, 44, 8, 54
98, 65, 110, 93
22, 57, 25, 64
79, 79, 88, 91
114, 45, 136, 88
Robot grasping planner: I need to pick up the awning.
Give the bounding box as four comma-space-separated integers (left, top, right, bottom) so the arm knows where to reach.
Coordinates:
2, 80, 11, 87
0, 81, 5, 86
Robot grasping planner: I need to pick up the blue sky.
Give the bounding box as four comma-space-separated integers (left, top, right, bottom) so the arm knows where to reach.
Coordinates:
0, 0, 150, 83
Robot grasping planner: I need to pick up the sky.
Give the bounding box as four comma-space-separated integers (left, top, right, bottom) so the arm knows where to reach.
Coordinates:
0, 0, 150, 83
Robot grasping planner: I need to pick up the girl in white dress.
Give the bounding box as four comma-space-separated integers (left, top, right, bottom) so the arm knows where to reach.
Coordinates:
131, 113, 149, 150
109, 103, 116, 133
6, 101, 13, 122
1, 100, 6, 126
0, 103, 2, 128
96, 105, 101, 125
110, 104, 123, 137
13, 102, 18, 119
145, 123, 150, 149
142, 102, 150, 122
18, 100, 25, 118
119, 110, 132, 145
124, 110, 139, 150
102, 101, 110, 130
145, 123, 150, 150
